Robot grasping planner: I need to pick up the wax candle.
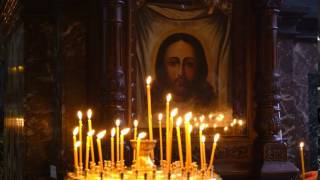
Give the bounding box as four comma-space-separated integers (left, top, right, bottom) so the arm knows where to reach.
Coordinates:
158, 113, 163, 164
184, 112, 192, 170
136, 132, 147, 169
96, 130, 106, 170
208, 133, 220, 171
299, 142, 305, 178
74, 141, 81, 170
85, 130, 94, 170
146, 76, 153, 140
176, 117, 184, 167
133, 120, 138, 160
199, 124, 205, 168
120, 128, 130, 163
111, 128, 116, 167
201, 135, 206, 170
168, 108, 178, 165
73, 127, 79, 169
77, 111, 83, 168
188, 125, 193, 165
166, 93, 171, 163
87, 109, 95, 163
115, 119, 121, 162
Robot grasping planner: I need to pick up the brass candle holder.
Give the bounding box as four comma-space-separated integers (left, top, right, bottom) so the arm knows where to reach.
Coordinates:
130, 139, 157, 171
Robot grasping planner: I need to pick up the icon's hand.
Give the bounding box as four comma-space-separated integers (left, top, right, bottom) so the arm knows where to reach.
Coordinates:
302, 171, 318, 180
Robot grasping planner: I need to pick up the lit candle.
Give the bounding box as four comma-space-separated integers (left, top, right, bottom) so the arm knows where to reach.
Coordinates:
199, 124, 205, 169
158, 113, 163, 164
184, 112, 192, 170
216, 114, 224, 122
115, 119, 121, 162
86, 130, 95, 170
299, 142, 305, 178
110, 128, 116, 167
208, 133, 220, 171
146, 76, 153, 140
74, 141, 81, 170
176, 117, 184, 167
133, 120, 138, 161
73, 127, 79, 169
96, 130, 107, 170
120, 128, 130, 163
77, 111, 83, 168
166, 93, 172, 163
168, 108, 178, 166
87, 109, 95, 163
188, 124, 193, 165
136, 132, 147, 169
238, 119, 243, 134
224, 126, 229, 135
201, 135, 206, 170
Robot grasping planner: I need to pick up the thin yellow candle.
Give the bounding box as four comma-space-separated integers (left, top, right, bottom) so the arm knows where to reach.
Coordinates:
238, 119, 244, 134
208, 133, 220, 171
96, 130, 107, 170
115, 119, 121, 162
74, 141, 81, 170
158, 113, 163, 164
188, 125, 193, 166
201, 135, 206, 169
299, 142, 305, 178
146, 76, 153, 140
166, 93, 171, 162
77, 111, 83, 168
176, 117, 184, 167
168, 108, 178, 165
133, 120, 138, 160
184, 113, 190, 169
73, 127, 79, 169
87, 109, 95, 163
136, 132, 147, 169
86, 130, 94, 170
110, 128, 116, 167
120, 128, 130, 163
199, 124, 205, 168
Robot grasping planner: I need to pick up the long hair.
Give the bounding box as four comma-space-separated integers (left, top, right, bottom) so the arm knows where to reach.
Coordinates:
155, 33, 208, 86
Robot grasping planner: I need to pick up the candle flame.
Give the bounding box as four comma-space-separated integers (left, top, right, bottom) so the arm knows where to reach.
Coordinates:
73, 127, 79, 135
166, 93, 172, 102
77, 111, 83, 120
230, 122, 234, 127
224, 126, 228, 132
201, 135, 206, 143
214, 133, 220, 143
146, 76, 152, 85
121, 128, 130, 135
185, 112, 192, 122
75, 141, 81, 147
87, 109, 92, 119
87, 130, 95, 136
176, 117, 182, 127
299, 142, 304, 148
216, 114, 224, 121
138, 132, 147, 139
133, 120, 139, 127
189, 125, 193, 133
170, 108, 178, 117
200, 124, 205, 131
200, 115, 205, 122
238, 119, 243, 126
232, 118, 237, 124
97, 130, 107, 139
111, 128, 116, 137
158, 113, 163, 121
208, 114, 213, 119
213, 124, 217, 128
115, 119, 121, 126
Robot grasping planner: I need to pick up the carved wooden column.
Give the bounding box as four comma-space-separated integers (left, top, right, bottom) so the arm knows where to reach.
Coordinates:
102, 0, 128, 125
254, 1, 299, 179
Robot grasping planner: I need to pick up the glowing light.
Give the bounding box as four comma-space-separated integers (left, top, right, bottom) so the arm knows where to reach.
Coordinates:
111, 128, 116, 137
87, 109, 92, 119
166, 93, 172, 102
75, 141, 81, 148
201, 135, 206, 143
133, 120, 138, 127
115, 119, 121, 126
121, 128, 130, 135
146, 76, 152, 85
171, 108, 178, 117
158, 113, 163, 121
176, 117, 182, 127
214, 133, 220, 143
77, 111, 83, 120
73, 127, 79, 136
185, 112, 192, 122
97, 130, 107, 139
138, 132, 147, 139
299, 142, 304, 148
88, 130, 95, 136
